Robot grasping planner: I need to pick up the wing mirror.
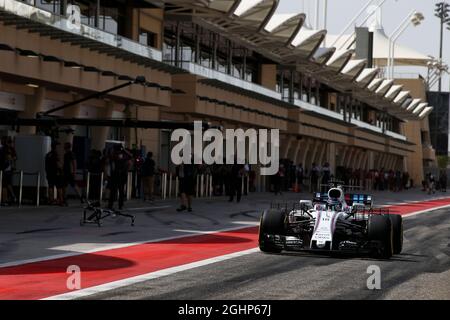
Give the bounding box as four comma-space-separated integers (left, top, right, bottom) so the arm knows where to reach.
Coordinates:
300, 200, 313, 211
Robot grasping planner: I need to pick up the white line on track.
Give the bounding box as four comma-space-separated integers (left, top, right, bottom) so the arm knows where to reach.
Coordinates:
402, 203, 450, 218
42, 248, 260, 300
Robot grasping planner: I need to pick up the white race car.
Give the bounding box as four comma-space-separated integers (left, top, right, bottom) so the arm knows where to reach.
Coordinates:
259, 185, 403, 259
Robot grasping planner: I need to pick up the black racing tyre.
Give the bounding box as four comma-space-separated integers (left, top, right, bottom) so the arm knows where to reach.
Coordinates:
259, 209, 285, 253
368, 214, 393, 259
389, 214, 403, 254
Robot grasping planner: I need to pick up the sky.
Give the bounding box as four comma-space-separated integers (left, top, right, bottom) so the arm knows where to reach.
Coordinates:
277, 0, 450, 92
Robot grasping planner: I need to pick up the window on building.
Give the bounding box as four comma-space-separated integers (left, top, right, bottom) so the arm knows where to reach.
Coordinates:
108, 127, 122, 142
34, 0, 60, 14
139, 29, 158, 48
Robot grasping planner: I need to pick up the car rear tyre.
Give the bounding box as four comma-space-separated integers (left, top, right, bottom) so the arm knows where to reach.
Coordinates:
259, 209, 285, 254
389, 214, 403, 254
368, 214, 393, 259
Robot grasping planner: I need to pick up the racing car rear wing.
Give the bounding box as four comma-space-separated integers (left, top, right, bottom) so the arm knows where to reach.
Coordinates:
313, 192, 373, 207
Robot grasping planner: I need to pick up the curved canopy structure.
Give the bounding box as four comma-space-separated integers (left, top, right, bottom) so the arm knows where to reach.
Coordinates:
356, 68, 379, 87
367, 78, 384, 92
326, 49, 354, 72
413, 103, 428, 115
341, 59, 367, 81
161, 0, 432, 121
385, 85, 403, 101
375, 79, 394, 96
312, 47, 336, 65
394, 91, 411, 105
419, 107, 434, 119
406, 99, 422, 112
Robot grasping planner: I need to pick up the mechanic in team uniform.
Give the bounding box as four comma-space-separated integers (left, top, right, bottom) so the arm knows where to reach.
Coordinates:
229, 163, 245, 202
62, 142, 84, 205
142, 152, 156, 202
45, 142, 64, 205
107, 144, 131, 210
177, 162, 196, 212
0, 137, 17, 205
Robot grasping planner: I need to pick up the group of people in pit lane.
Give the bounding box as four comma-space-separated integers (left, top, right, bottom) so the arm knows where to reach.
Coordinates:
1, 136, 448, 210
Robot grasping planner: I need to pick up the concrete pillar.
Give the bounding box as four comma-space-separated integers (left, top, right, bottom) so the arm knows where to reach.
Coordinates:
364, 153, 370, 171
352, 151, 360, 169
359, 152, 365, 171
345, 148, 355, 168
317, 142, 328, 166
58, 94, 82, 145
350, 149, 357, 168
293, 140, 303, 164
308, 141, 320, 169
20, 87, 46, 135
381, 154, 389, 169
367, 151, 375, 170
282, 137, 294, 159
328, 143, 336, 175
378, 153, 388, 170
91, 101, 115, 151
356, 151, 365, 170
384, 155, 391, 170
259, 64, 277, 91
375, 154, 380, 169
301, 139, 312, 167
389, 155, 397, 170
340, 147, 350, 166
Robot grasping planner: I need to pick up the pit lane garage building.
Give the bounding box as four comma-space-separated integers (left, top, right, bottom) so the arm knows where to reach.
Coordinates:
0, 0, 436, 187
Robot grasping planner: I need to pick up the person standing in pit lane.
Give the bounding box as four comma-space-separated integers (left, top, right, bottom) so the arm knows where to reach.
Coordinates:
45, 142, 64, 206
107, 144, 132, 211
0, 137, 17, 205
177, 162, 196, 212
62, 142, 84, 206
142, 151, 156, 202
229, 162, 245, 202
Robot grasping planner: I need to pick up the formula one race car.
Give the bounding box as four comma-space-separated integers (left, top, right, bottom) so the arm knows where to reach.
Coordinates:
259, 184, 403, 259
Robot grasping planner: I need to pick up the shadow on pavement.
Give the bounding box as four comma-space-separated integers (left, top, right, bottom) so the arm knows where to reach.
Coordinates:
0, 253, 135, 275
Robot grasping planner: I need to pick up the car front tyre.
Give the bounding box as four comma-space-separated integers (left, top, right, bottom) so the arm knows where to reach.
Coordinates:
259, 209, 285, 254
368, 214, 394, 259
389, 214, 403, 255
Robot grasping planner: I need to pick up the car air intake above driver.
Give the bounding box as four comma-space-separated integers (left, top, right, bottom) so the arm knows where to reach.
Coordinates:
328, 188, 343, 199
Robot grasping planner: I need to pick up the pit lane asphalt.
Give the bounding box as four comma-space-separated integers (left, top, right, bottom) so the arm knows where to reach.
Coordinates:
83, 207, 450, 300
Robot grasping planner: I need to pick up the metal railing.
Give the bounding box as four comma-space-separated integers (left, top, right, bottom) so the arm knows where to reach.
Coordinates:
0, 170, 41, 207
0, 0, 163, 61
85, 172, 104, 202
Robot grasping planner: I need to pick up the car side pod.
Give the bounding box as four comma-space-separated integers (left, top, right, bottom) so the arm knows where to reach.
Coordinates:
259, 209, 286, 254
368, 214, 394, 259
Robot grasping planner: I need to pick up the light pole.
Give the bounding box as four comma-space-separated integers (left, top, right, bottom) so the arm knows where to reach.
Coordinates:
322, 0, 328, 46
387, 11, 424, 79
435, 2, 450, 92
315, 0, 321, 30
427, 57, 449, 90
